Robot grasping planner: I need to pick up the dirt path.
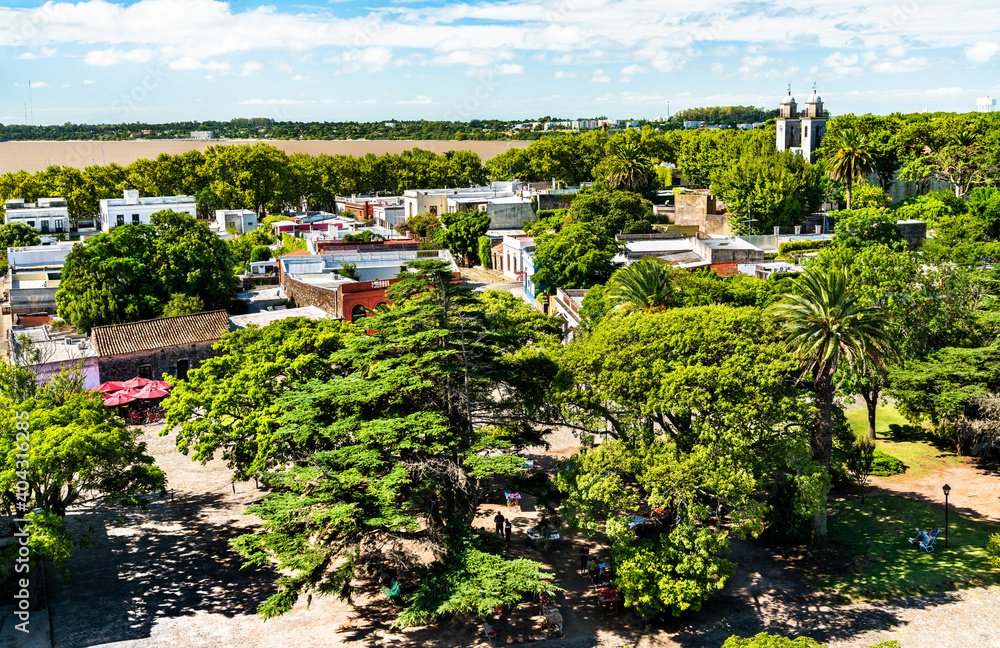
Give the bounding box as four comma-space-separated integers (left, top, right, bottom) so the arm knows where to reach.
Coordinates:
868, 462, 1000, 524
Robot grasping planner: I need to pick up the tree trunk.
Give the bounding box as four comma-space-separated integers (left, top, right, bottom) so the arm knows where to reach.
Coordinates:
811, 364, 837, 547
859, 383, 880, 441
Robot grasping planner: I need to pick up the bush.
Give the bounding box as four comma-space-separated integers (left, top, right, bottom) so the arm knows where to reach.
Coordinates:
478, 236, 493, 269
777, 239, 831, 255
869, 449, 905, 476
723, 633, 825, 647
987, 533, 1000, 571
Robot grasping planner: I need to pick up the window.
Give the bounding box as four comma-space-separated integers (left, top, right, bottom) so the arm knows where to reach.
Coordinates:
138, 364, 153, 379
40, 220, 50, 234
804, 125, 809, 138
27, 221, 35, 229
116, 214, 125, 227
132, 213, 140, 225
55, 220, 64, 233
175, 359, 189, 381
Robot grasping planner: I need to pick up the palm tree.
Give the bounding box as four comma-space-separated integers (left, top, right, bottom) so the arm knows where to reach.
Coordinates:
607, 258, 674, 314
769, 267, 896, 543
607, 140, 654, 194
826, 127, 875, 210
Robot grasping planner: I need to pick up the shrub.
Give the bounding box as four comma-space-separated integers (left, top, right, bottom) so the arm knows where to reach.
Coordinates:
478, 236, 493, 269
987, 533, 1000, 571
723, 633, 826, 647
777, 239, 831, 255
869, 449, 905, 476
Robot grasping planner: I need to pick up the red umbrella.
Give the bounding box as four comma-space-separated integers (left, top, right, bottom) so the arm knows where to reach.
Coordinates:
133, 385, 171, 399
123, 377, 151, 389
147, 380, 172, 391
103, 391, 138, 406
92, 381, 128, 393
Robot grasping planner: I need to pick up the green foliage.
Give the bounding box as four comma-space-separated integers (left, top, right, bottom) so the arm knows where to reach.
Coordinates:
869, 448, 905, 476
602, 139, 656, 195
532, 221, 620, 291
825, 126, 876, 210
846, 436, 875, 496
606, 258, 675, 313
249, 245, 272, 263
342, 230, 386, 243
568, 185, 653, 236
777, 239, 831, 255
440, 209, 491, 266
173, 266, 556, 619
56, 210, 238, 333
338, 262, 360, 281
397, 212, 442, 240
275, 232, 306, 256
850, 181, 892, 209
829, 208, 904, 250
161, 292, 205, 318
477, 236, 493, 269
722, 633, 826, 648
0, 221, 41, 248
0, 383, 166, 520
671, 106, 777, 127
987, 533, 1000, 571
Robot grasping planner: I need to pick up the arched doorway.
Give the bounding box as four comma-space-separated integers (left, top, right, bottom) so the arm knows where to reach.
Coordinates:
350, 304, 369, 321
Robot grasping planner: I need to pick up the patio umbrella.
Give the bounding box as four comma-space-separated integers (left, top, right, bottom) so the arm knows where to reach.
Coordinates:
147, 380, 172, 391
103, 391, 138, 406
92, 381, 128, 393
123, 377, 152, 389
133, 385, 171, 399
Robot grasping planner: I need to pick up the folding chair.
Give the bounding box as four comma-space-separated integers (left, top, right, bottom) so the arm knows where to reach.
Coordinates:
483, 621, 497, 644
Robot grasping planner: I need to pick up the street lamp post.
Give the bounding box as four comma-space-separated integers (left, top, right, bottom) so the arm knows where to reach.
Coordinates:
943, 483, 951, 548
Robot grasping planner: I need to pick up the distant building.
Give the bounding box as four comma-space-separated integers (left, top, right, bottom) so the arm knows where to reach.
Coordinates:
3, 198, 70, 234
552, 288, 589, 342
189, 131, 214, 140
776, 85, 827, 163
572, 120, 598, 130
683, 121, 705, 129
977, 97, 997, 113
99, 190, 197, 232
215, 209, 258, 234
229, 305, 330, 330
89, 310, 231, 382
4, 243, 75, 318
6, 323, 100, 390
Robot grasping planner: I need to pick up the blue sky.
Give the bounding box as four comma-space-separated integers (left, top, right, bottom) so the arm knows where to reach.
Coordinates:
1, 0, 999, 125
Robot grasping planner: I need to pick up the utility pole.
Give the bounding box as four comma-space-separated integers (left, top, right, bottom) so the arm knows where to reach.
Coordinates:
743, 201, 758, 236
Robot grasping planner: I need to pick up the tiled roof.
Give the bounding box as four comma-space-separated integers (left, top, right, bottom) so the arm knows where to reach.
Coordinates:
90, 310, 230, 357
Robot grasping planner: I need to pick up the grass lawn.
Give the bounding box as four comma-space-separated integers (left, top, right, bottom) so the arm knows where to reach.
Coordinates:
815, 495, 1000, 601
844, 404, 967, 479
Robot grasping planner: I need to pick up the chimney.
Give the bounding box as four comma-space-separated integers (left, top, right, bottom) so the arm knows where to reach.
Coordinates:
794, 226, 801, 235
124, 189, 139, 205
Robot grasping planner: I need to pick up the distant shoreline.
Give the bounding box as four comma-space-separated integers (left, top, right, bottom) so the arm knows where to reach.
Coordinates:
0, 139, 532, 174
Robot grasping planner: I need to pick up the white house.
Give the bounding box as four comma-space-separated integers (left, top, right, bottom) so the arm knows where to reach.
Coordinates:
3, 198, 70, 234
500, 235, 535, 281
99, 190, 197, 232
215, 209, 258, 234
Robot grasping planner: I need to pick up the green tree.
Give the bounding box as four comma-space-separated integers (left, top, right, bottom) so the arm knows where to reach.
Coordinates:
0, 222, 41, 248
168, 265, 556, 619
604, 139, 655, 194
768, 268, 896, 543
605, 258, 675, 313
532, 221, 620, 291
477, 236, 494, 269
568, 185, 652, 236
161, 293, 205, 317
440, 209, 491, 266
825, 127, 876, 210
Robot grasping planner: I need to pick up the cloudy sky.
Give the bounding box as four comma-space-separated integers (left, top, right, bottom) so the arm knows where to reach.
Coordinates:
1, 0, 999, 125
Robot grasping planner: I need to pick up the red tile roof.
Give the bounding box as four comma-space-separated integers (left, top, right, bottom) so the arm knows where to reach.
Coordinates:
90, 310, 230, 357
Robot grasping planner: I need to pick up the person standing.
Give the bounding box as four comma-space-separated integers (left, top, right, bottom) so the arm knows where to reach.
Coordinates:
494, 511, 505, 535
504, 519, 513, 546
578, 543, 590, 573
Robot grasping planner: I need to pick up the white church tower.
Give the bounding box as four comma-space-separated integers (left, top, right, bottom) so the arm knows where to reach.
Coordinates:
776, 84, 827, 163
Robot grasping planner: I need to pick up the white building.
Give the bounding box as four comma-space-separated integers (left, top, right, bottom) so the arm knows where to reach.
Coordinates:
372, 203, 406, 229
3, 198, 70, 234
572, 120, 598, 130
499, 235, 535, 281
99, 190, 197, 232
7, 324, 100, 391
977, 97, 997, 113
215, 209, 258, 234
190, 131, 214, 140
683, 121, 706, 129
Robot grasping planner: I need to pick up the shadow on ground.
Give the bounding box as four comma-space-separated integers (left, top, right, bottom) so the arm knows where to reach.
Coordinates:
48, 491, 274, 647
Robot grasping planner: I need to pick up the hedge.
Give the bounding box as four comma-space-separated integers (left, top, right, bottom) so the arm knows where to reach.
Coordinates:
870, 448, 906, 476
777, 239, 831, 255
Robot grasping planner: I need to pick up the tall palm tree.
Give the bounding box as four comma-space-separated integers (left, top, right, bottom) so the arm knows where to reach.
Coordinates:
607, 140, 654, 194
607, 258, 675, 313
826, 127, 875, 210
769, 267, 896, 543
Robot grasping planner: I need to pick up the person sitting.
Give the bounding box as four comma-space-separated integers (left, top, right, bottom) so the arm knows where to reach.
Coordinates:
908, 529, 930, 545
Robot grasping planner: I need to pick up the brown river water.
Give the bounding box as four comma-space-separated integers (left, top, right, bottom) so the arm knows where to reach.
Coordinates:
0, 139, 531, 173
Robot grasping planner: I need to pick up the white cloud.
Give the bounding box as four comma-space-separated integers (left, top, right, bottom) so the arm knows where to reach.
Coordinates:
621, 64, 646, 76
84, 48, 154, 66
236, 61, 262, 76
872, 57, 930, 73
15, 80, 47, 88
240, 98, 313, 105
398, 95, 432, 105
591, 69, 610, 83
291, 74, 310, 81
966, 42, 1000, 63
17, 52, 37, 60
820, 51, 862, 79
169, 57, 230, 71
325, 47, 393, 73
16, 47, 55, 60
61, 83, 70, 87
554, 70, 576, 78
82, 79, 94, 85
